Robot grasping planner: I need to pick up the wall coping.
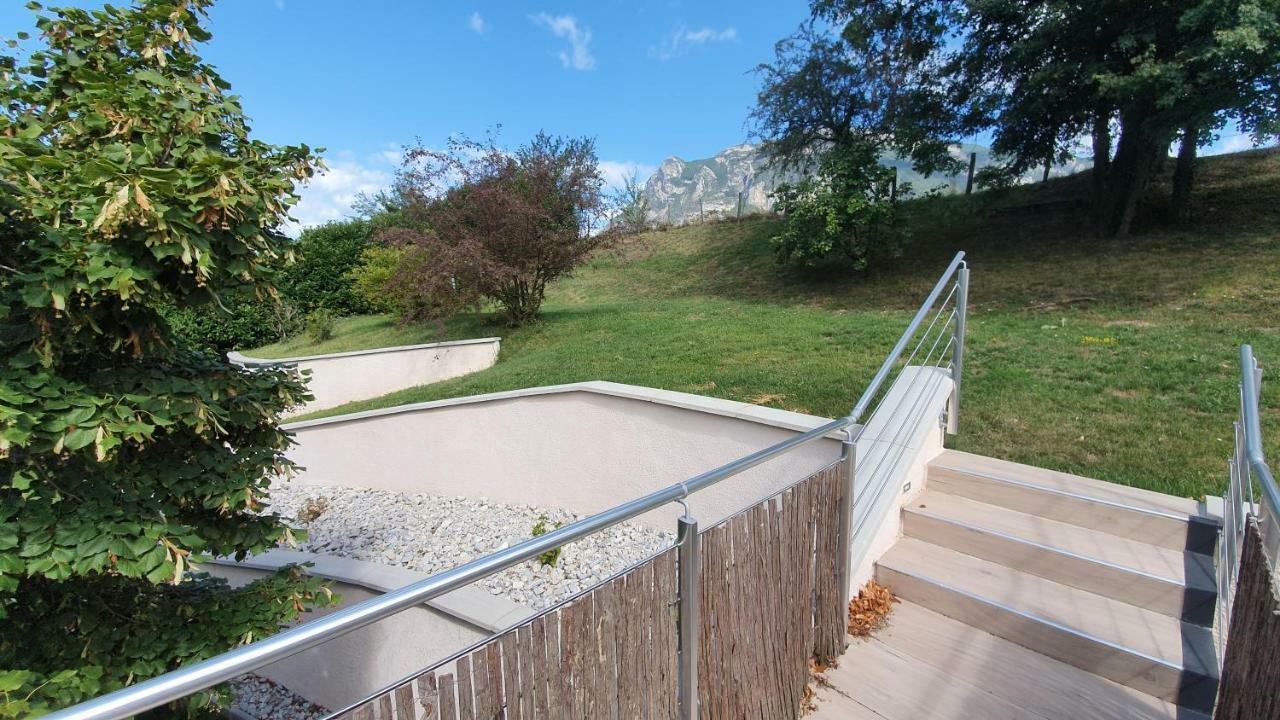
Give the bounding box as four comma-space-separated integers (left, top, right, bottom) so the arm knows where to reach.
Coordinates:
284, 380, 851, 439
229, 337, 501, 367
204, 549, 533, 634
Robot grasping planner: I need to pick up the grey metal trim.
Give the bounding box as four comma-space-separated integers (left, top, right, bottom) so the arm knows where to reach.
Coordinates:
930, 464, 1207, 524
1240, 345, 1280, 515
906, 509, 1188, 588
947, 265, 969, 434
882, 566, 1188, 673
849, 251, 966, 422
677, 515, 700, 720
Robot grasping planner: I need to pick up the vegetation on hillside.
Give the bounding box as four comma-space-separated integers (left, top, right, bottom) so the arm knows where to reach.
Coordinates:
261, 148, 1280, 501
754, 0, 1280, 238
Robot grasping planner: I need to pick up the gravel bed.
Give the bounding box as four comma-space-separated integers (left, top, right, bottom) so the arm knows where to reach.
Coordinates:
230, 675, 327, 720
266, 485, 675, 609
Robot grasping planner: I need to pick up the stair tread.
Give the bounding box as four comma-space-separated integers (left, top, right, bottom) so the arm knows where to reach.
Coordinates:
879, 537, 1217, 677
907, 491, 1214, 589
817, 601, 1208, 720
933, 450, 1210, 521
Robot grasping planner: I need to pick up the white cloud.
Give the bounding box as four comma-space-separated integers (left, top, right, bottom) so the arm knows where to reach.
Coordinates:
468, 11, 486, 34
284, 151, 394, 237
531, 13, 596, 70
598, 160, 657, 190
651, 25, 737, 61
1205, 131, 1256, 156
274, 0, 284, 9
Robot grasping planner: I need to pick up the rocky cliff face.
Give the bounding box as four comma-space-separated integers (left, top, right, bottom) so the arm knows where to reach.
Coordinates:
642, 144, 793, 225
639, 142, 1077, 226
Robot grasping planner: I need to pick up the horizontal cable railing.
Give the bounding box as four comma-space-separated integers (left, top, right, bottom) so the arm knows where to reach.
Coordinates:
1217, 344, 1280, 663
44, 252, 969, 720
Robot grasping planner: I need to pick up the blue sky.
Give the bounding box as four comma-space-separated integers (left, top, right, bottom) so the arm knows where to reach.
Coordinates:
1, 1, 1266, 231
1, 1, 814, 228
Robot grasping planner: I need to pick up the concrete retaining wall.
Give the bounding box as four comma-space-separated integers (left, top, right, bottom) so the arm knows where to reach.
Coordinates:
229, 337, 500, 416
283, 381, 848, 531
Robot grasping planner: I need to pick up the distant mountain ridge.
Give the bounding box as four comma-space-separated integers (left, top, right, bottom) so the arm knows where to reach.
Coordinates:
639, 142, 1089, 226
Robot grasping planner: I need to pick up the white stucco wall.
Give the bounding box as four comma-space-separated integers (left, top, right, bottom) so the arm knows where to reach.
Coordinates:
282, 382, 847, 532
229, 337, 500, 416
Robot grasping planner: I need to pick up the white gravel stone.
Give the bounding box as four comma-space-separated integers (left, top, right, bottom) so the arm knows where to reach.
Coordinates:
265, 485, 675, 610
230, 675, 327, 720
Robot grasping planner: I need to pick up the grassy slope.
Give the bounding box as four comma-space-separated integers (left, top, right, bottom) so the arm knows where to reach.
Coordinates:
257, 149, 1280, 499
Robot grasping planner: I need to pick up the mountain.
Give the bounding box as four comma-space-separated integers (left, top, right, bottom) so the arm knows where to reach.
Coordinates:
641, 144, 794, 225
639, 142, 1089, 226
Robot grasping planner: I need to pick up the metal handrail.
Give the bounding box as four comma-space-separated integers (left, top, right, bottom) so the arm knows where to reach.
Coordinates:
849, 251, 966, 422
1240, 345, 1279, 513
44, 252, 968, 720
1216, 344, 1278, 663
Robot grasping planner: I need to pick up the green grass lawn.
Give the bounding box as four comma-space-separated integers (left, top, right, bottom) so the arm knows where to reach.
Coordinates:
257, 148, 1280, 500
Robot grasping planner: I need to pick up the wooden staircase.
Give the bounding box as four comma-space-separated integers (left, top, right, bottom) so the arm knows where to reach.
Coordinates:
815, 450, 1222, 719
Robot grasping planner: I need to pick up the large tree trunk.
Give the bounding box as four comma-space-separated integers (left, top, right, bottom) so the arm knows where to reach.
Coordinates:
1091, 110, 1112, 234
1103, 114, 1165, 239
1172, 123, 1198, 224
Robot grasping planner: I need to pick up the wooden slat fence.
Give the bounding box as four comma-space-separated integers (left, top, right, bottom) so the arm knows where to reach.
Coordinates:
1214, 515, 1280, 720
332, 456, 848, 720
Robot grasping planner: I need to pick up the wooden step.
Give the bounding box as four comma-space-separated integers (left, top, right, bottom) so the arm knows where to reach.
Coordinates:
928, 451, 1219, 553
812, 627, 1032, 719
876, 538, 1218, 713
813, 601, 1209, 720
903, 491, 1216, 624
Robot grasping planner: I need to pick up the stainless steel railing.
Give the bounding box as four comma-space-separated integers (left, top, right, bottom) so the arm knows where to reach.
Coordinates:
1216, 345, 1280, 662
43, 252, 969, 720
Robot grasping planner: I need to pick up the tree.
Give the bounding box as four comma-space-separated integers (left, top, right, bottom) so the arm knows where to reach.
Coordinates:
750, 0, 960, 175
282, 219, 376, 315
379, 132, 609, 326
609, 172, 652, 234
0, 2, 332, 715
769, 141, 906, 270
950, 0, 1280, 235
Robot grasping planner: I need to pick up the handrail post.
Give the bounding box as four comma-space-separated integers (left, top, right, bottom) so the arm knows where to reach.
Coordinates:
947, 265, 970, 434
835, 427, 856, 649
677, 514, 700, 720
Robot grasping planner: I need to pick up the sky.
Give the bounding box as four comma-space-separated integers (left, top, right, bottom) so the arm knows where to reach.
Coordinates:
0, 1, 1267, 233
0, 1, 815, 230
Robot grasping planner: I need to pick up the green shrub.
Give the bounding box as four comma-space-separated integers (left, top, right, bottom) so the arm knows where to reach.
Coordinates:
770, 143, 906, 271
164, 296, 303, 354
531, 516, 564, 568
281, 219, 376, 315
305, 309, 336, 343
347, 245, 408, 314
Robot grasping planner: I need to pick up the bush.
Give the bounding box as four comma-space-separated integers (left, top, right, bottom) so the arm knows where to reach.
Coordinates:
770, 142, 906, 270
347, 245, 409, 315
609, 172, 652, 235
164, 296, 303, 354
280, 219, 374, 315
305, 309, 336, 343
379, 131, 609, 326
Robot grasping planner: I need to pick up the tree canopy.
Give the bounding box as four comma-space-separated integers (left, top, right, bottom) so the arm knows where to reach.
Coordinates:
755, 0, 1280, 237
372, 131, 609, 327
0, 1, 331, 714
